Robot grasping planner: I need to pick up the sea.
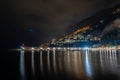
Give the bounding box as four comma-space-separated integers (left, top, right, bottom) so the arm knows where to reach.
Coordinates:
2, 48, 120, 80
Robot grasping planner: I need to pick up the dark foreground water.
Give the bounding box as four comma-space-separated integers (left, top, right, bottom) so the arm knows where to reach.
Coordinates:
4, 49, 120, 80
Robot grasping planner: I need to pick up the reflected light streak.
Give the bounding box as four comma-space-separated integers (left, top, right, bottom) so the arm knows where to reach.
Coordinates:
74, 51, 83, 78
47, 51, 51, 75
67, 51, 71, 74
31, 51, 35, 76
20, 50, 26, 80
100, 49, 103, 70
40, 51, 44, 74
53, 50, 57, 75
113, 49, 117, 65
58, 51, 63, 74
64, 51, 71, 75
78, 51, 87, 78
85, 50, 92, 77
71, 51, 78, 75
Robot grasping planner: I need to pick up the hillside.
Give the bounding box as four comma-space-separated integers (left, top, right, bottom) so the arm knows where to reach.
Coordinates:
49, 4, 120, 47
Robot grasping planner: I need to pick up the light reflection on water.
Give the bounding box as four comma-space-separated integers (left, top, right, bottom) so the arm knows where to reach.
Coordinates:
53, 50, 57, 76
40, 51, 43, 74
20, 50, 26, 80
20, 49, 120, 80
85, 49, 92, 77
47, 51, 51, 75
31, 51, 35, 76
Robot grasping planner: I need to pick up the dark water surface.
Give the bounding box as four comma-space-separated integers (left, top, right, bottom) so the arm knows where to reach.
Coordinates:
4, 49, 120, 80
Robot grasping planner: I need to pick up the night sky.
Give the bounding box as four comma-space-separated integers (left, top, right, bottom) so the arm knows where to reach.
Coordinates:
1, 0, 120, 48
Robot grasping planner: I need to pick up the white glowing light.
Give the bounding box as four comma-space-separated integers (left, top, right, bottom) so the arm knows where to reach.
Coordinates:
85, 47, 88, 50
31, 47, 34, 50
57, 47, 61, 50
21, 47, 25, 50
53, 47, 56, 50
47, 47, 50, 50
40, 47, 43, 50
67, 47, 70, 50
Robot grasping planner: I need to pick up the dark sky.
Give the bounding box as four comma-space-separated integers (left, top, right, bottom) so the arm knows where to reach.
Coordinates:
1, 0, 120, 47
